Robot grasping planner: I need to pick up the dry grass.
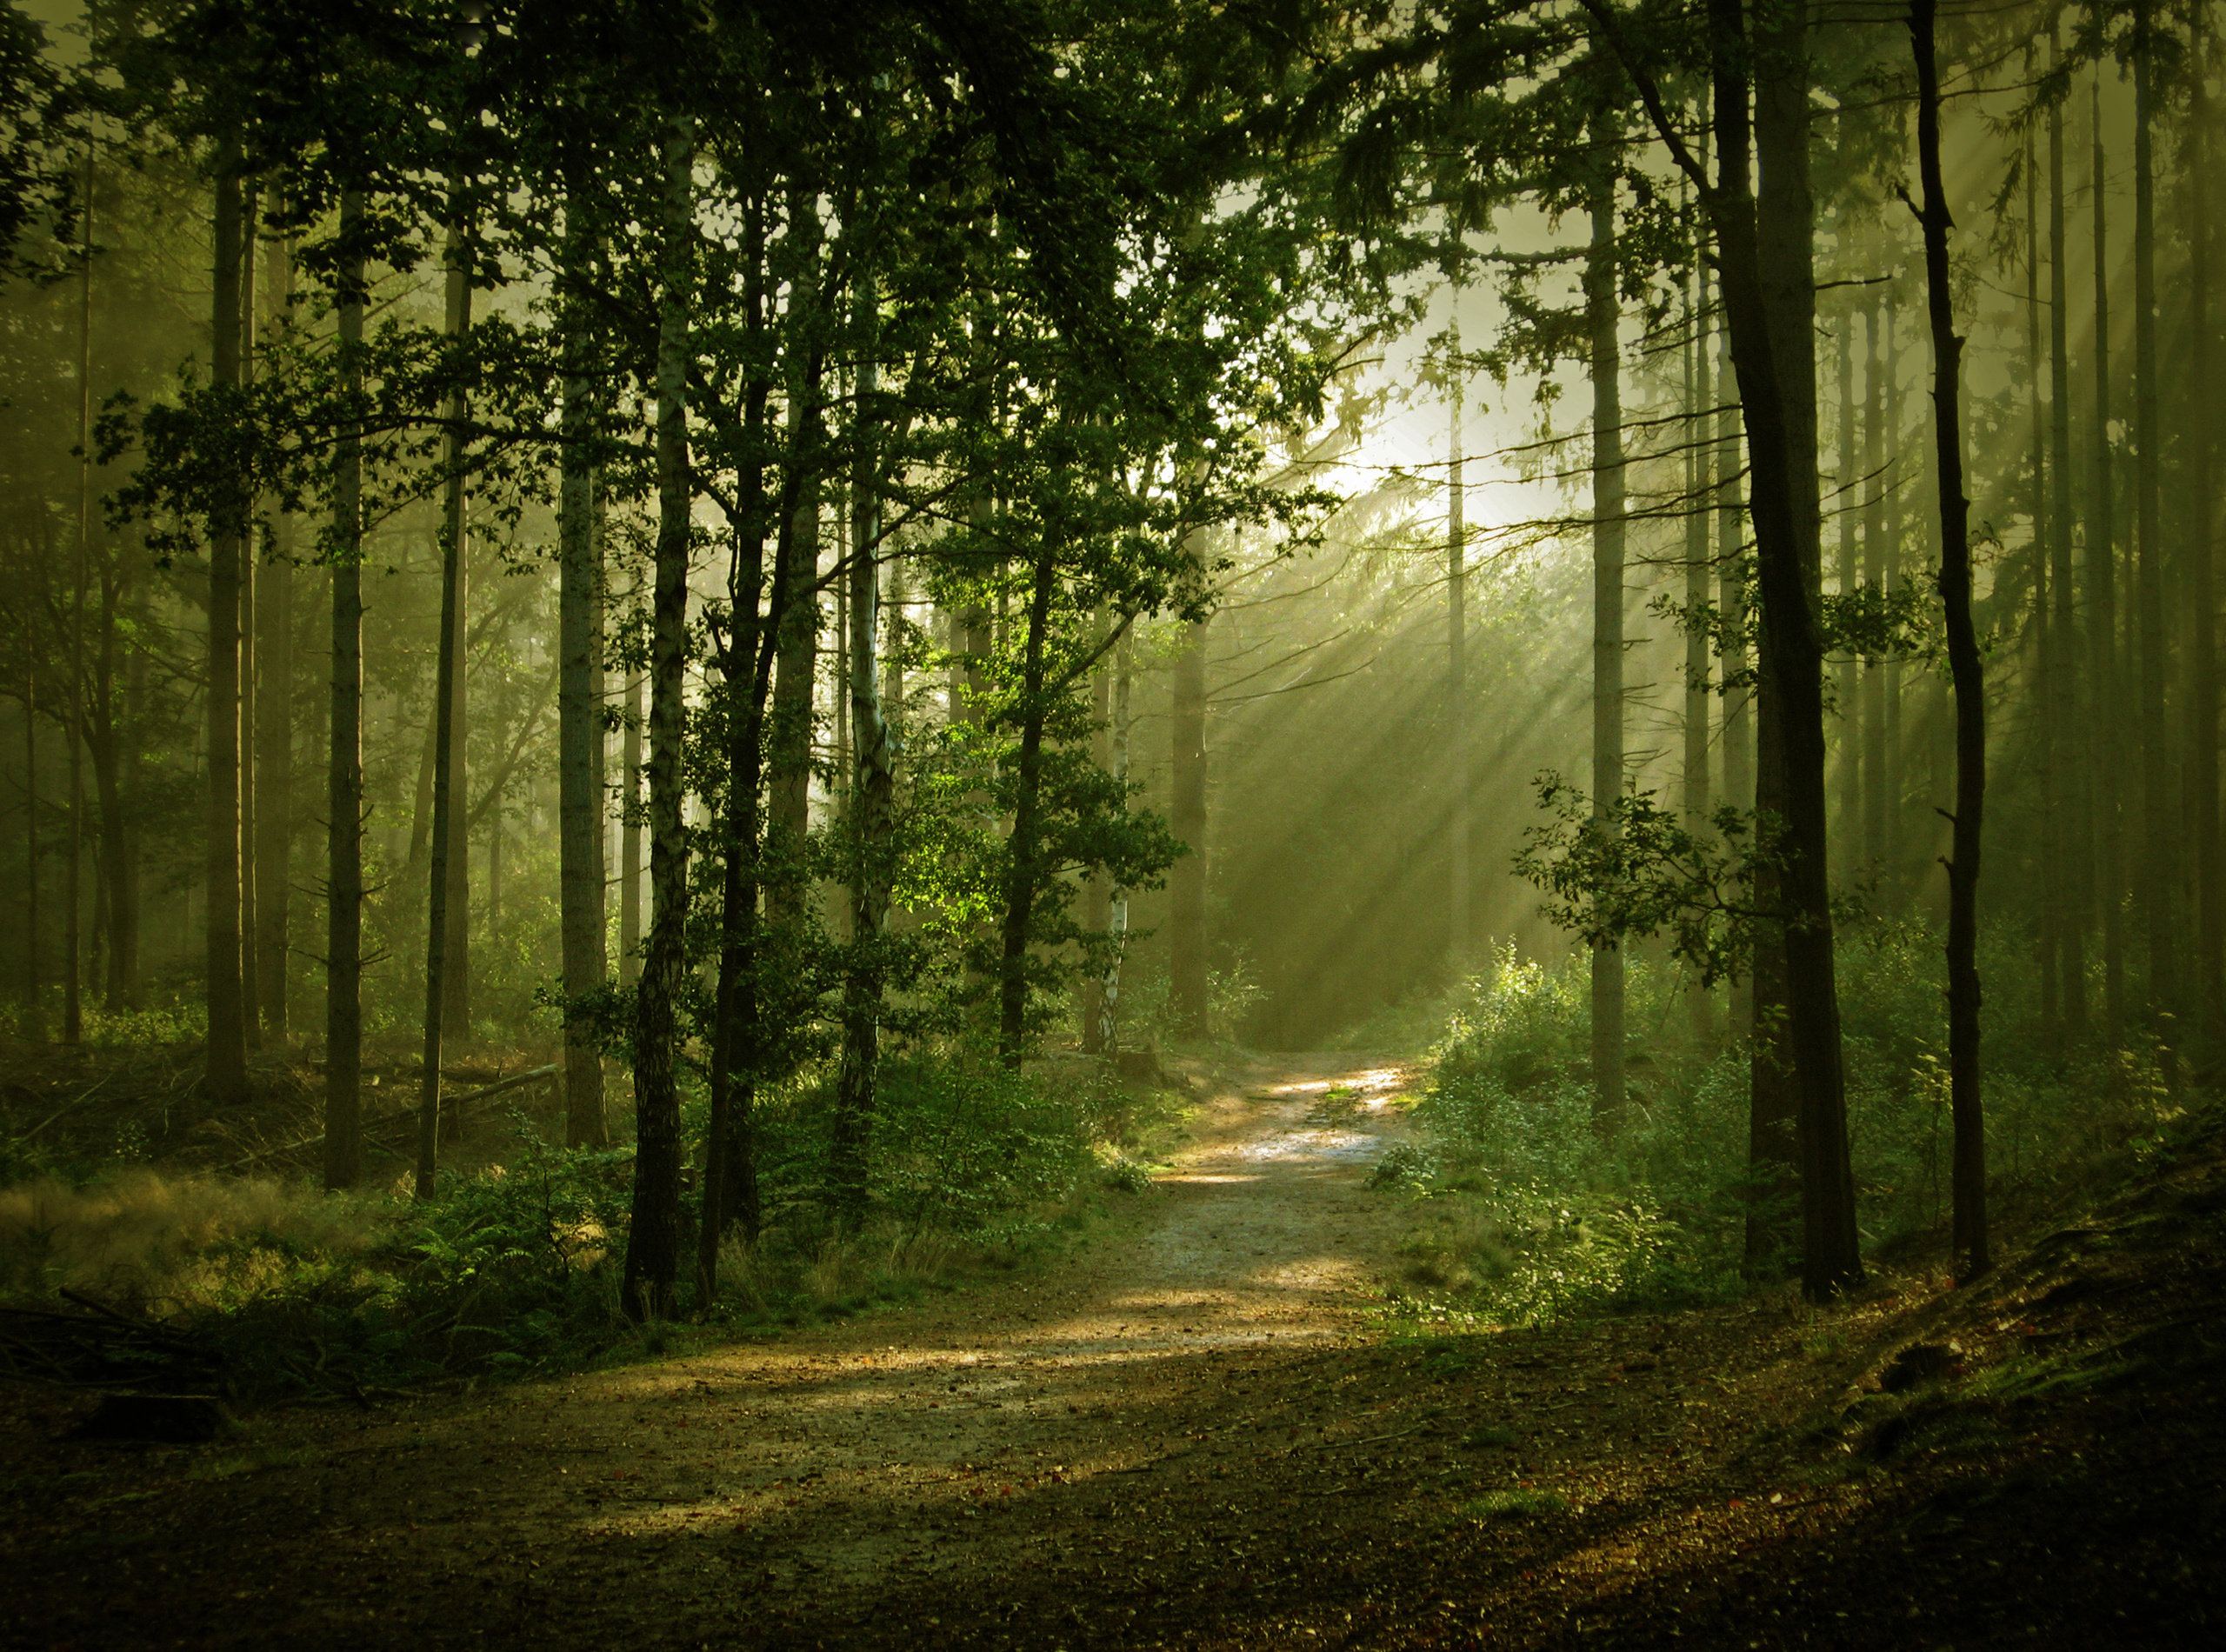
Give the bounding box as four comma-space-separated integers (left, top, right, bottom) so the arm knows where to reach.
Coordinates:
0, 1171, 388, 1306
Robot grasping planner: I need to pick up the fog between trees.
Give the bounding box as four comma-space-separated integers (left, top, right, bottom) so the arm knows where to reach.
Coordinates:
0, 0, 2219, 1318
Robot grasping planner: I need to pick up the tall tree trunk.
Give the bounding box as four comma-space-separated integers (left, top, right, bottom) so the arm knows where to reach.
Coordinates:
203, 137, 249, 1102
998, 549, 1059, 1068
622, 114, 696, 1322
1833, 312, 1858, 873
325, 197, 366, 1191
254, 228, 294, 1040
2090, 68, 2127, 1037
2049, 30, 2090, 1041
22, 662, 38, 1037
2186, 4, 2223, 1051
65, 136, 92, 1042
1619, 0, 1864, 1296
767, 485, 816, 923
1587, 118, 1626, 1126
414, 211, 473, 1200
1683, 258, 1714, 1039
1718, 311, 1754, 1049
102, 599, 140, 1010
2027, 103, 2059, 1039
1910, 0, 1988, 1280
2131, 2, 2177, 1069
237, 203, 260, 1049
830, 253, 896, 1223
1168, 582, 1209, 1037
1081, 606, 1113, 1051
1862, 302, 1889, 872
557, 183, 607, 1149
1103, 625, 1134, 1052
1449, 323, 1471, 974
700, 179, 780, 1302
620, 659, 643, 983
1887, 297, 1911, 902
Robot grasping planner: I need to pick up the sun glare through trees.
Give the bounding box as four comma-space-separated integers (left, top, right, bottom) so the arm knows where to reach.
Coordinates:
0, 2, 2223, 1648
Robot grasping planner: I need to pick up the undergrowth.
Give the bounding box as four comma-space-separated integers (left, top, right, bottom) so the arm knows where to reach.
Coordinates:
1376, 929, 2180, 1329
1, 1046, 1186, 1402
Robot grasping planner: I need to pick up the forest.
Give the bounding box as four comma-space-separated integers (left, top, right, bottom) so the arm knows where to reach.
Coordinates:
1, 0, 2223, 1647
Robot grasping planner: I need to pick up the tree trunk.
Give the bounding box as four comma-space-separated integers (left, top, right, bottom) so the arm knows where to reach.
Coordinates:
766, 484, 816, 923
557, 185, 607, 1149
253, 229, 294, 1041
2130, 3, 2177, 1069
414, 212, 473, 1201
1168, 590, 1209, 1036
2186, 5, 2223, 1052
1449, 325, 1471, 974
1587, 123, 1626, 1126
1883, 296, 1907, 900
1682, 260, 1713, 1039
2090, 69, 2127, 1038
998, 550, 1059, 1068
1103, 625, 1134, 1052
1833, 312, 1858, 875
1623, 0, 1864, 1296
619, 660, 643, 984
1862, 302, 1889, 874
622, 114, 696, 1322
1910, 0, 1989, 1280
1082, 607, 1113, 1051
700, 182, 781, 1303
324, 197, 366, 1191
65, 137, 92, 1042
203, 137, 249, 1102
830, 263, 896, 1224
1717, 312, 1753, 1048
22, 665, 39, 1037
237, 207, 259, 1050
2048, 30, 2089, 1041
2026, 104, 2059, 1039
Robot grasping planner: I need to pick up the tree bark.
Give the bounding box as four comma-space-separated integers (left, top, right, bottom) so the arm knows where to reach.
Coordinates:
1862, 302, 1889, 873
324, 195, 366, 1191
253, 229, 294, 1040
2027, 103, 2059, 1039
2130, 2, 2177, 1069
1082, 606, 1113, 1051
1449, 324, 1471, 974
1683, 258, 1713, 1040
65, 136, 91, 1042
2090, 69, 2127, 1038
2049, 30, 2090, 1041
414, 212, 473, 1201
1168, 590, 1209, 1036
237, 205, 259, 1049
830, 262, 896, 1224
622, 114, 696, 1322
619, 659, 643, 984
1587, 119, 1625, 1126
1833, 312, 1858, 876
1718, 310, 1753, 1049
1910, 0, 1989, 1280
557, 182, 607, 1149
2186, 3, 2223, 1051
204, 137, 249, 1102
998, 549, 1059, 1068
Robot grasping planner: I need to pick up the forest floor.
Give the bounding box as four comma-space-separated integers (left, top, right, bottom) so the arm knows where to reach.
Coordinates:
4, 1050, 2226, 1649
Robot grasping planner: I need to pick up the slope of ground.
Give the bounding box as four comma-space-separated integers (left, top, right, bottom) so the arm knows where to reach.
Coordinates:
2, 1054, 2222, 1649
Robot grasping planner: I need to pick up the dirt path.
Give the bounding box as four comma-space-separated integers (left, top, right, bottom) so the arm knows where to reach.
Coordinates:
12, 1054, 2225, 1651
6, 1053, 1445, 1650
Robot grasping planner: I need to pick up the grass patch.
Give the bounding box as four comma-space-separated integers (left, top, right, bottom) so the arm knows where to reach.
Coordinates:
1456, 1488, 1569, 1522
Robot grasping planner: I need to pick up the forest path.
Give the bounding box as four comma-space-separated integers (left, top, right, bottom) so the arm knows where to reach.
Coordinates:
14, 1055, 2226, 1649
